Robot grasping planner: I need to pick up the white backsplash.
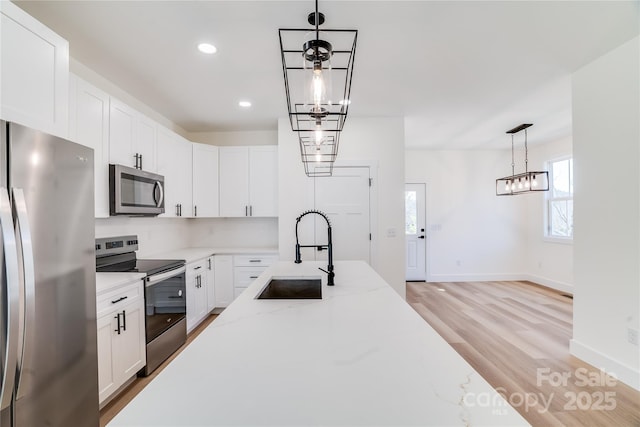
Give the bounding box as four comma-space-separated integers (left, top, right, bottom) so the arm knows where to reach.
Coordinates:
187, 217, 278, 249
95, 216, 279, 257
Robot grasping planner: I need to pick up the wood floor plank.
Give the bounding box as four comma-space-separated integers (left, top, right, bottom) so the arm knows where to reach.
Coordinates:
408, 281, 640, 427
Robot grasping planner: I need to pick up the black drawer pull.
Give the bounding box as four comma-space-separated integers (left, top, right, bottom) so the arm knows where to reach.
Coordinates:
249, 260, 261, 263
250, 276, 259, 279
111, 296, 128, 304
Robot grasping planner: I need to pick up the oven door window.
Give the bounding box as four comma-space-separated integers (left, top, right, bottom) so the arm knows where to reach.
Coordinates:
145, 272, 186, 342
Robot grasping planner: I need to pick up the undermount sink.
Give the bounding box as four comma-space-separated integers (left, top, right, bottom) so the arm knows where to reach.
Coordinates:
256, 277, 322, 299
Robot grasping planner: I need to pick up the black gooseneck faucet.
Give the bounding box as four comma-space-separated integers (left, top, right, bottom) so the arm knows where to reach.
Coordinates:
294, 210, 334, 286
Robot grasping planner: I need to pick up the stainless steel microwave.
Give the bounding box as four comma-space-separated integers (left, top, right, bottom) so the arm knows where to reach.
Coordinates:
109, 164, 165, 216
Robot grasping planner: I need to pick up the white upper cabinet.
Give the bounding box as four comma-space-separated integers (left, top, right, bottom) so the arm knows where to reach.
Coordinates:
192, 143, 219, 217
109, 98, 157, 172
68, 74, 110, 218
248, 146, 278, 217
0, 1, 69, 138
157, 126, 192, 217
219, 146, 278, 217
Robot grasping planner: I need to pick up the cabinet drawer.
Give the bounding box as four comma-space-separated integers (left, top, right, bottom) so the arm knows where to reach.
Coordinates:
233, 254, 278, 267
233, 266, 267, 287
97, 281, 143, 317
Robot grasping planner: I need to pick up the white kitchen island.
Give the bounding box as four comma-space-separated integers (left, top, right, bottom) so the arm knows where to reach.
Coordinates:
108, 261, 529, 427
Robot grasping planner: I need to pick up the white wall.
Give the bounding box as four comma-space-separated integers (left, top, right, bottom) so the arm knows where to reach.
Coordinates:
524, 136, 574, 293
571, 36, 639, 390
405, 150, 527, 281
278, 117, 406, 298
188, 130, 277, 146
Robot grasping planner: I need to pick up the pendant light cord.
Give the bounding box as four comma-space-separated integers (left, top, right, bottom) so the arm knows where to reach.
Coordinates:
524, 128, 529, 174
511, 134, 515, 179
315, 0, 319, 41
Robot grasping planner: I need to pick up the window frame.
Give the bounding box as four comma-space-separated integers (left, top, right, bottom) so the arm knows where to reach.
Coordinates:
544, 155, 574, 244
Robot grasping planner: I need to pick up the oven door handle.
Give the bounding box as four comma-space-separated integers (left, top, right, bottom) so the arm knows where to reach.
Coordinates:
145, 266, 186, 287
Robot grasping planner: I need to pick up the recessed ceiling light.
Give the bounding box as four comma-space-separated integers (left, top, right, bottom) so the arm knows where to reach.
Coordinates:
238, 101, 252, 108
197, 43, 217, 54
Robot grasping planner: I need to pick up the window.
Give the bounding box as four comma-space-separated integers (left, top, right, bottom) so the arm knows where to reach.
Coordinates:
405, 190, 417, 235
546, 157, 573, 239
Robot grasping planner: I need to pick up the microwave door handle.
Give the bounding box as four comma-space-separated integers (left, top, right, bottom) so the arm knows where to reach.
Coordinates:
12, 189, 36, 400
154, 181, 164, 208
0, 189, 20, 410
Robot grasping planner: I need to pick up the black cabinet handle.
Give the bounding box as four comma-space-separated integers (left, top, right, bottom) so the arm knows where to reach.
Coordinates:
114, 313, 122, 335
111, 296, 128, 304
194, 205, 198, 217
418, 235, 425, 239
122, 310, 127, 332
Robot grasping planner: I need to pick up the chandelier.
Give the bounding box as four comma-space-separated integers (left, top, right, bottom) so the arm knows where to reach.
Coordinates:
279, 0, 357, 177
496, 123, 549, 195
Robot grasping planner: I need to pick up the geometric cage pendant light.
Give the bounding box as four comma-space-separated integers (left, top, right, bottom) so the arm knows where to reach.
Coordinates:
279, 0, 358, 177
496, 123, 550, 196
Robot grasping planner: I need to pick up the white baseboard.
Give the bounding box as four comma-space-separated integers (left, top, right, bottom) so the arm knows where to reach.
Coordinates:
427, 273, 573, 294
570, 339, 640, 391
522, 274, 574, 294
427, 273, 524, 282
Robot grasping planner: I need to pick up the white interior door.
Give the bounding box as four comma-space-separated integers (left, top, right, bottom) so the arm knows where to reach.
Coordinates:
313, 167, 371, 263
405, 183, 426, 281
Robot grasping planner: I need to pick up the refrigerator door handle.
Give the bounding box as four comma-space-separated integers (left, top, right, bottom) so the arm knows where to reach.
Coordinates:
12, 189, 35, 400
0, 188, 20, 410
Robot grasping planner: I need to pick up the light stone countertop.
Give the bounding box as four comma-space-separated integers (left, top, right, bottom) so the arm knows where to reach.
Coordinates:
107, 260, 530, 426
96, 272, 146, 295
141, 247, 279, 264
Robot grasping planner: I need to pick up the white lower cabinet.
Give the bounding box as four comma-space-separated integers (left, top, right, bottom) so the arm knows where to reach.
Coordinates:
96, 279, 146, 406
213, 255, 234, 308
186, 259, 209, 333
233, 254, 278, 299
205, 256, 216, 312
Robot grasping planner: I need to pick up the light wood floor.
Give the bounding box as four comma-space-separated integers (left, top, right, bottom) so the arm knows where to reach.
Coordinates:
99, 314, 218, 427
407, 281, 640, 427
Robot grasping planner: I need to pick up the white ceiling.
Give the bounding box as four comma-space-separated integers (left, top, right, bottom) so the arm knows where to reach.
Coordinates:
16, 1, 639, 149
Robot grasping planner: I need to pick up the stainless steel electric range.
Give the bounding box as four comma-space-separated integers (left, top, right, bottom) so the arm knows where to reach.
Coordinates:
96, 235, 186, 376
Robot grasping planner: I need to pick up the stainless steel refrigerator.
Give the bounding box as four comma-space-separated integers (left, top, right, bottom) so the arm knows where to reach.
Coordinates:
0, 121, 99, 426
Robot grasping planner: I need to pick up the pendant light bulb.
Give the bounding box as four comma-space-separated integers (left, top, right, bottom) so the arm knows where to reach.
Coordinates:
505, 181, 510, 192
312, 65, 325, 110
524, 177, 530, 189
315, 126, 323, 145
511, 182, 516, 191
518, 178, 523, 190
315, 147, 322, 163
532, 175, 538, 187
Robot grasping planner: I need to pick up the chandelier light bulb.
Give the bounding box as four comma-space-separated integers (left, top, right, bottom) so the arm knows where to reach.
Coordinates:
315, 147, 322, 163
505, 181, 510, 191
518, 178, 523, 189
532, 175, 538, 187
511, 182, 516, 191
524, 177, 530, 189
315, 126, 323, 145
